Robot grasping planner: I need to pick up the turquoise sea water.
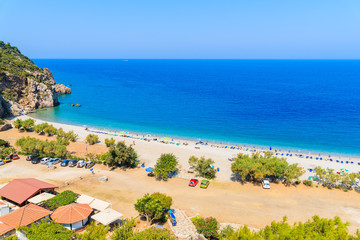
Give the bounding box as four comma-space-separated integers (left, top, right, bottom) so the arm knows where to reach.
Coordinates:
31, 60, 360, 156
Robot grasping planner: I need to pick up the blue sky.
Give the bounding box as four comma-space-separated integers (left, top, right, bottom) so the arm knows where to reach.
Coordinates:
1, 0, 359, 59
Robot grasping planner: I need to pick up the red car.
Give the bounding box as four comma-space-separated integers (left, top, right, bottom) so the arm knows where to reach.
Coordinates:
10, 154, 20, 160
189, 179, 199, 187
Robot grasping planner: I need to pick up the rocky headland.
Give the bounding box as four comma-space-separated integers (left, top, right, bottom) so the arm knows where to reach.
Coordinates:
0, 41, 70, 118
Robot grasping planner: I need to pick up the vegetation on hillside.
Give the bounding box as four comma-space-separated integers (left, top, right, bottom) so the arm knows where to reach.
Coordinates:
0, 41, 44, 81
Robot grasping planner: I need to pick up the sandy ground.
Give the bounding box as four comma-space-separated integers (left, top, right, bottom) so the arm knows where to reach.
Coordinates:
2, 128, 360, 233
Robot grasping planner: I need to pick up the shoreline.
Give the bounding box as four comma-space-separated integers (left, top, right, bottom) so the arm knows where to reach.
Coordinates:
26, 112, 360, 160
14, 115, 360, 181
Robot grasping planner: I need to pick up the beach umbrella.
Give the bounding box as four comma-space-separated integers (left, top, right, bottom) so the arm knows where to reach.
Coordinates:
145, 167, 153, 172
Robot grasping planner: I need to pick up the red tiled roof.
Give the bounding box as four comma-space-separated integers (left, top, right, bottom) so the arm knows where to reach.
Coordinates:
51, 203, 92, 224
0, 178, 58, 205
0, 204, 51, 229
0, 223, 14, 236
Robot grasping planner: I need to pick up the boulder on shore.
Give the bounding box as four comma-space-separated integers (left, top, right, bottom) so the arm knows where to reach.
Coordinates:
53, 84, 71, 95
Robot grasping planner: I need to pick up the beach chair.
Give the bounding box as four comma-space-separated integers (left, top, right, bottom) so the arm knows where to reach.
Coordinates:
320, 158, 322, 160
346, 161, 349, 164
336, 160, 339, 163
341, 161, 343, 164
316, 157, 319, 160
306, 156, 309, 159
310, 156, 313, 159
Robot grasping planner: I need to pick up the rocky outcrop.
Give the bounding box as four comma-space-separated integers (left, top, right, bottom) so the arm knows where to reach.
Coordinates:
0, 69, 66, 117
53, 84, 71, 95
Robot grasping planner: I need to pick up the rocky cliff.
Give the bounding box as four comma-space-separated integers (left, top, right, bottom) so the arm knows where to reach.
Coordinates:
0, 41, 70, 117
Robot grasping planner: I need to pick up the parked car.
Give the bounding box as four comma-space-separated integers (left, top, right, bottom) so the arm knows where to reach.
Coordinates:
188, 179, 199, 187
3, 157, 12, 163
0, 160, 4, 166
262, 179, 270, 189
68, 160, 78, 167
46, 159, 56, 165
61, 160, 69, 167
147, 172, 155, 177
85, 161, 95, 169
77, 160, 86, 168
53, 158, 61, 164
200, 180, 210, 189
41, 158, 50, 164
10, 153, 20, 160
26, 155, 38, 161
32, 158, 41, 164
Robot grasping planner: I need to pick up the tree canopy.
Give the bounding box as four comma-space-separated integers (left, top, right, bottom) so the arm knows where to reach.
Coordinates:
15, 136, 69, 158
189, 156, 216, 179
18, 219, 75, 240
231, 152, 304, 183
134, 193, 172, 225
105, 141, 138, 168
153, 153, 178, 180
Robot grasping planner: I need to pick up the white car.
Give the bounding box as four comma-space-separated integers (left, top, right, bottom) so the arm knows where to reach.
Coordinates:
262, 179, 270, 189
0, 160, 4, 166
77, 160, 86, 168
41, 158, 50, 164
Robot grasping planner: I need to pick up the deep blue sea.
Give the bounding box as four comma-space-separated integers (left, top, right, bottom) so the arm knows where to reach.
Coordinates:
31, 59, 360, 156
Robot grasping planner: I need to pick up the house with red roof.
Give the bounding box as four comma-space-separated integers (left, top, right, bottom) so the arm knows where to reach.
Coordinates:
0, 178, 57, 206
0, 203, 52, 238
51, 203, 92, 230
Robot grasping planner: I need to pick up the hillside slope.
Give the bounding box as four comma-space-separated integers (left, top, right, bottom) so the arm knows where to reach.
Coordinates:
0, 41, 70, 117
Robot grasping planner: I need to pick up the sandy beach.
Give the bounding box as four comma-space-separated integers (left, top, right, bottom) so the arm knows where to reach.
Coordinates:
14, 115, 360, 182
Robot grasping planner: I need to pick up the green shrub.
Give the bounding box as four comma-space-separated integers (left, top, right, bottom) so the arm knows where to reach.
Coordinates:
105, 137, 116, 147
303, 180, 313, 187
86, 134, 99, 145
19, 219, 74, 240
0, 139, 10, 147
44, 190, 77, 210
295, 180, 301, 185
192, 216, 219, 239
0, 119, 4, 125
111, 218, 135, 240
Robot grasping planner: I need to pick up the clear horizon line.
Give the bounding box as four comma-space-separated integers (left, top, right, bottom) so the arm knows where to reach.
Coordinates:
31, 58, 360, 60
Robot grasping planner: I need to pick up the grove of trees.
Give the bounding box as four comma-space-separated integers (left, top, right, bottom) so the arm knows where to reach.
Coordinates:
231, 152, 304, 184
15, 136, 69, 158
312, 166, 360, 190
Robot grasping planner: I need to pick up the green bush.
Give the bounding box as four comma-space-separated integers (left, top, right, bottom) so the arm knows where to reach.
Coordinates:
44, 190, 77, 210
192, 216, 219, 239
295, 180, 301, 185
303, 180, 313, 187
111, 218, 136, 240
105, 137, 116, 147
0, 119, 4, 125
0, 139, 10, 147
19, 219, 74, 240
86, 134, 99, 145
